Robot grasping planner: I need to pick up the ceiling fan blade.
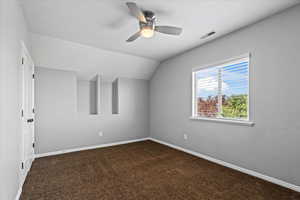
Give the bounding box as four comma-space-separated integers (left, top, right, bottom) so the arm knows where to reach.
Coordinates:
155, 26, 183, 35
126, 2, 146, 23
126, 31, 141, 42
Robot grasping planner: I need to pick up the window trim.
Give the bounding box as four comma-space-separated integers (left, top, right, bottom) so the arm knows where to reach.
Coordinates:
189, 116, 254, 126
191, 53, 254, 126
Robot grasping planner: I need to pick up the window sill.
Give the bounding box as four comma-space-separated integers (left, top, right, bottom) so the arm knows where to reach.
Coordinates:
189, 116, 254, 126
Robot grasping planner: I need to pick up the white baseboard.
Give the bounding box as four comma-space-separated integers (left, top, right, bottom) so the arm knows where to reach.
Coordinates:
149, 137, 300, 193
15, 186, 22, 200
35, 138, 150, 158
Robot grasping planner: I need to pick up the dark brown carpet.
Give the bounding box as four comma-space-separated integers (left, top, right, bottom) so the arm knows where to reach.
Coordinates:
21, 140, 300, 200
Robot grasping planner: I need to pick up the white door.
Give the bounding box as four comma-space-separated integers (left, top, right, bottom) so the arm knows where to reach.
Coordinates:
21, 44, 35, 174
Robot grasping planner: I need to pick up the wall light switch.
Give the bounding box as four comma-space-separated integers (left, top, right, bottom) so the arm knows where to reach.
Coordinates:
98, 132, 103, 137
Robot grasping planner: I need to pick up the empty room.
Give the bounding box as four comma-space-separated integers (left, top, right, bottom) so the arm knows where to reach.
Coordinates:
1, 0, 300, 199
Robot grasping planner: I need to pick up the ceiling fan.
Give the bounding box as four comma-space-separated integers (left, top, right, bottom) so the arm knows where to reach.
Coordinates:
126, 2, 183, 42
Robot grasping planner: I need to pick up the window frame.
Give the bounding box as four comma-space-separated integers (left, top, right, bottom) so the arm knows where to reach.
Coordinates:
191, 53, 254, 126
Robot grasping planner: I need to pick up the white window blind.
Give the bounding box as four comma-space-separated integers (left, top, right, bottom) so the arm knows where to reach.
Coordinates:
192, 55, 250, 121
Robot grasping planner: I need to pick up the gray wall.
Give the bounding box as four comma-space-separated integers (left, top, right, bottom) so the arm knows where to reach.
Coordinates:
77, 80, 90, 113
35, 67, 149, 154
0, 0, 30, 199
150, 5, 300, 186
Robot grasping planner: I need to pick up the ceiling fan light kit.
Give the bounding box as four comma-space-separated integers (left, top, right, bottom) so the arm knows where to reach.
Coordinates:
126, 2, 183, 42
141, 27, 154, 38
139, 10, 155, 38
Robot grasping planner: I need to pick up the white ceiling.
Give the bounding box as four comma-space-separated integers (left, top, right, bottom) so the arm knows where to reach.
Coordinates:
21, 0, 299, 61
30, 33, 159, 81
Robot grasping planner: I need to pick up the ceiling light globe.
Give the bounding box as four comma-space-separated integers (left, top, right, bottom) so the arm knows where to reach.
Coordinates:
141, 27, 154, 38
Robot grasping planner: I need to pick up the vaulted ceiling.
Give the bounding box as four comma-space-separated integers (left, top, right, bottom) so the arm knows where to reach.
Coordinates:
21, 0, 299, 61
30, 33, 159, 81
20, 0, 299, 80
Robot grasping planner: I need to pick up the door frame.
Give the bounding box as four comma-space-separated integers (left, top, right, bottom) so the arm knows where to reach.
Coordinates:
20, 41, 35, 177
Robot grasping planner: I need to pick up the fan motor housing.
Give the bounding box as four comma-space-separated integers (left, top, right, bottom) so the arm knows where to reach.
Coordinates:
143, 10, 156, 21
140, 10, 155, 30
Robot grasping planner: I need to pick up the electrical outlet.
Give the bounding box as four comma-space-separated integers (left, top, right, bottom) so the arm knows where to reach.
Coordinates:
98, 132, 103, 137
183, 134, 188, 140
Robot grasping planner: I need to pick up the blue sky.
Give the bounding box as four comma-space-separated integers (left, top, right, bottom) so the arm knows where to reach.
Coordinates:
196, 62, 249, 98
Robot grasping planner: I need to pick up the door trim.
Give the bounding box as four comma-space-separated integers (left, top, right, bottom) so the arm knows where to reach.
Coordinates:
20, 41, 35, 182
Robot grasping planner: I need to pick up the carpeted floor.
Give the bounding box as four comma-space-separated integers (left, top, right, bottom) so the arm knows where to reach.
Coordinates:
21, 140, 300, 200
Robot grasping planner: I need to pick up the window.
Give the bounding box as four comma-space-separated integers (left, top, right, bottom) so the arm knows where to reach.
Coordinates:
192, 55, 251, 123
